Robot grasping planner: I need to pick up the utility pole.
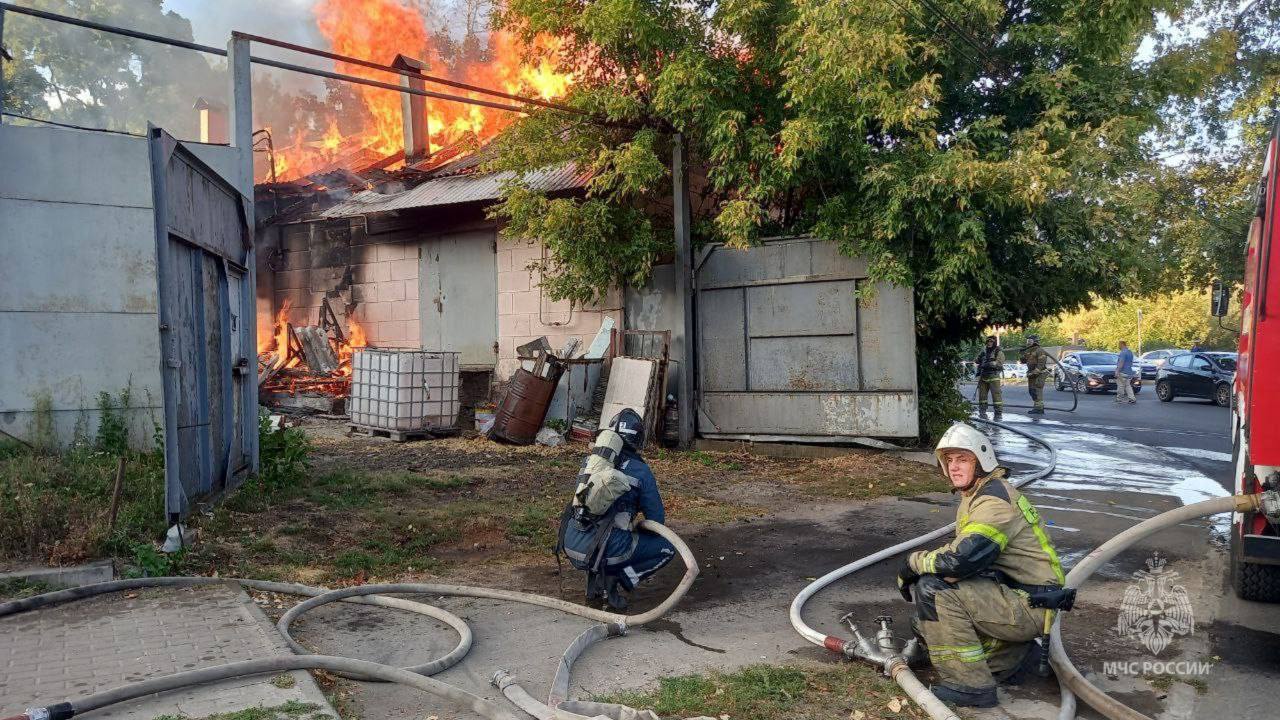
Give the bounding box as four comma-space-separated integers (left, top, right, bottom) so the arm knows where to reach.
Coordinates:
1, 6, 8, 121
672, 132, 695, 448
1136, 309, 1143, 356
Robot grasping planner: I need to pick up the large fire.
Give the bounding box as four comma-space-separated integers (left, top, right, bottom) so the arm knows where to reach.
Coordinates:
261, 0, 574, 182
258, 298, 367, 389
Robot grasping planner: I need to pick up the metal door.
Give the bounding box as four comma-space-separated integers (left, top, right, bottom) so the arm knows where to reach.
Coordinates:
419, 229, 498, 369
695, 237, 918, 439
150, 129, 256, 521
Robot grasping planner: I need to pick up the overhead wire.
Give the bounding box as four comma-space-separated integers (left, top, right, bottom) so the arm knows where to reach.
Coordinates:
914, 0, 1002, 71
882, 0, 997, 74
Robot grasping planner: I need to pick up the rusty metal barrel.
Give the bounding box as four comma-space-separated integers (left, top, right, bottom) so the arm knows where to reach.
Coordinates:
489, 367, 561, 445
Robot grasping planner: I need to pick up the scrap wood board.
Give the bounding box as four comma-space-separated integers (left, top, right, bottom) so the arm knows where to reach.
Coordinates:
598, 357, 660, 446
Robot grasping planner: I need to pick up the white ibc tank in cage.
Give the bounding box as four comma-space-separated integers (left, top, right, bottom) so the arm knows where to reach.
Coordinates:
350, 349, 461, 431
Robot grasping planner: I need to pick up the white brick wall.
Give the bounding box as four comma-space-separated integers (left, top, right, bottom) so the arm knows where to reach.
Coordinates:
270, 233, 421, 350
495, 236, 622, 379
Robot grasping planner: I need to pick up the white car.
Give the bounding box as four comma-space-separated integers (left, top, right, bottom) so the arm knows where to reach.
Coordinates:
1002, 363, 1028, 379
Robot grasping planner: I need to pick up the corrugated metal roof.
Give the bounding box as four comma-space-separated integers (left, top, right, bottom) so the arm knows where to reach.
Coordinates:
321, 162, 588, 218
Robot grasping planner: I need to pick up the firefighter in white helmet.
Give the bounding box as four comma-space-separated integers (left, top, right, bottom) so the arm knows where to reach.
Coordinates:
895, 422, 1067, 708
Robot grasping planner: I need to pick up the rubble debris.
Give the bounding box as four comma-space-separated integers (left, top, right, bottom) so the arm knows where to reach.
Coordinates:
294, 326, 340, 374
536, 427, 565, 447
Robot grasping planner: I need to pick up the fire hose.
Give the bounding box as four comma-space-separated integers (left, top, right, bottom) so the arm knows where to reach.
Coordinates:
788, 417, 1058, 720
1049, 491, 1280, 720
1, 520, 699, 720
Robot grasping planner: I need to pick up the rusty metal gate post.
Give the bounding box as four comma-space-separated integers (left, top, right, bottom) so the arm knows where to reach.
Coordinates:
673, 132, 695, 448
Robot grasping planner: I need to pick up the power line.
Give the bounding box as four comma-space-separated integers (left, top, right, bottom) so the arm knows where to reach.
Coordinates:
883, 0, 992, 73
914, 0, 1002, 73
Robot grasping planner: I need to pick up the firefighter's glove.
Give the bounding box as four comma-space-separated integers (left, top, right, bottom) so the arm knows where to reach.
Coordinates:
896, 563, 920, 603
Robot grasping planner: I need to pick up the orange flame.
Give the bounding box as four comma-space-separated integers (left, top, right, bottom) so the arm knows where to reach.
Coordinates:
262, 0, 573, 182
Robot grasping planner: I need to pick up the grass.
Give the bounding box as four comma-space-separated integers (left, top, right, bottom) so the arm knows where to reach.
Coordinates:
0, 443, 167, 565
1145, 673, 1210, 695
599, 663, 926, 720
0, 577, 53, 600
149, 700, 327, 720
187, 428, 943, 583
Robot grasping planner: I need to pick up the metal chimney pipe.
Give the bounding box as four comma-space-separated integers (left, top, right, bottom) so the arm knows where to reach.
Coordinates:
392, 54, 430, 161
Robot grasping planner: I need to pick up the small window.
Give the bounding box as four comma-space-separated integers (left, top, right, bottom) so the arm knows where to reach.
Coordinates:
1169, 354, 1192, 368
1192, 356, 1213, 371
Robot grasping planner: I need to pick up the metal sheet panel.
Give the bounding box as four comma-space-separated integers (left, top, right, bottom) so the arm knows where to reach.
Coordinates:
745, 280, 855, 337
694, 236, 918, 439
321, 163, 589, 218
419, 230, 498, 367
748, 336, 858, 391
151, 131, 254, 519
696, 287, 746, 391
699, 391, 917, 438
856, 280, 917, 391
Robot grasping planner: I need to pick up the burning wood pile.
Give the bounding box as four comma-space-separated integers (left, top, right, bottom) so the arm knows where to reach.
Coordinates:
258, 298, 366, 414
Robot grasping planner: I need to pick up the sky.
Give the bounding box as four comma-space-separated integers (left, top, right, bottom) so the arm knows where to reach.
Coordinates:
165, 0, 324, 48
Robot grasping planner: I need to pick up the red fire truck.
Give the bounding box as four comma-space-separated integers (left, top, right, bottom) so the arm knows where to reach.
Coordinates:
1228, 118, 1280, 601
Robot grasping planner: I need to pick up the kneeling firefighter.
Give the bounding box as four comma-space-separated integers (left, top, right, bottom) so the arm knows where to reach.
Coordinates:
895, 423, 1074, 708
557, 409, 677, 610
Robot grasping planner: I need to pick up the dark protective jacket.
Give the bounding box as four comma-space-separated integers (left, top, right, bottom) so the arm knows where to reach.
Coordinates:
561, 449, 664, 568
1022, 345, 1050, 379
975, 345, 1004, 378
908, 471, 1064, 588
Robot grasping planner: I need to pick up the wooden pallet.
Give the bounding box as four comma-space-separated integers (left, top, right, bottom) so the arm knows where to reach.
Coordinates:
347, 424, 459, 442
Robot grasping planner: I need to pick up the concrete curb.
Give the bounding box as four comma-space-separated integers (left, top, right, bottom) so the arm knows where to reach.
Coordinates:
0, 559, 114, 588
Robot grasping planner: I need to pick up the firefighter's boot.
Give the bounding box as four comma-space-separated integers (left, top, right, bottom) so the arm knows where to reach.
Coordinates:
993, 640, 1041, 686
605, 577, 629, 611
929, 683, 998, 708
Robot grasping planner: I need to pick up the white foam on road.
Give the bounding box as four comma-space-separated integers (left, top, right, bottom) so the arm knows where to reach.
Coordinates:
981, 415, 1230, 530
1158, 446, 1233, 463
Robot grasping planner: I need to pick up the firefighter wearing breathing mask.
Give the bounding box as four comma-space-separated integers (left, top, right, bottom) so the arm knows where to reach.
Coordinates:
895, 423, 1070, 708
556, 409, 676, 611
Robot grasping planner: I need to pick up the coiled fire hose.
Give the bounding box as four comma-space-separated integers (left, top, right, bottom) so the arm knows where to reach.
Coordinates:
789, 417, 1057, 720
1, 520, 698, 720
1049, 492, 1274, 720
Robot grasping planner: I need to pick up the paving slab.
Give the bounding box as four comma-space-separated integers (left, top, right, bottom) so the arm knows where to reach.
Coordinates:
0, 584, 337, 719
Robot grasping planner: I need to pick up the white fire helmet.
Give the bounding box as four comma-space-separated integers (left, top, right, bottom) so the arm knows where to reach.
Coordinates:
934, 422, 999, 477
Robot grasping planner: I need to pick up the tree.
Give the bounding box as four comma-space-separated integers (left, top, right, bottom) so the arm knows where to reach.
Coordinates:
2, 0, 220, 138
1035, 288, 1240, 351
1145, 1, 1280, 289
487, 0, 1196, 439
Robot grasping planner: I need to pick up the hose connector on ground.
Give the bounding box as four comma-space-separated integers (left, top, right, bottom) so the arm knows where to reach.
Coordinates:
5, 704, 74, 720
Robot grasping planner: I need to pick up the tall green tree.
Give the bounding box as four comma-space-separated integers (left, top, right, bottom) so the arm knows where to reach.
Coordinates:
486, 0, 1198, 438
1146, 0, 1280, 288
2, 0, 220, 137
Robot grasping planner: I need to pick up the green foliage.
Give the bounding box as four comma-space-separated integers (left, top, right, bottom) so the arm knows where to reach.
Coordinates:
1036, 288, 1241, 351
2, 0, 222, 137
30, 391, 56, 455
0, 577, 53, 600
0, 443, 166, 563
95, 387, 133, 456
124, 541, 185, 578
256, 413, 311, 495
488, 0, 1233, 439
917, 344, 975, 441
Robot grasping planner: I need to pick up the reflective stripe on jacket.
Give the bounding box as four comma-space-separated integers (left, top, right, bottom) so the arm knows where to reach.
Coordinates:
561, 452, 664, 568
909, 471, 1064, 588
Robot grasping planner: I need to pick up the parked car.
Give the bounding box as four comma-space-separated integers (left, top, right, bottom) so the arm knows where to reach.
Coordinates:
1054, 351, 1143, 394
1002, 362, 1027, 379
1155, 351, 1237, 407
1137, 349, 1187, 380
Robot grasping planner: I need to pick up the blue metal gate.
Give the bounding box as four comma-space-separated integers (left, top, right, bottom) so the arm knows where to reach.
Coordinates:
149, 129, 257, 520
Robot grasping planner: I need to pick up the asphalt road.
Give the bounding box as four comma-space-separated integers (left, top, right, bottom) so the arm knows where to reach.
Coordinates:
963, 379, 1234, 490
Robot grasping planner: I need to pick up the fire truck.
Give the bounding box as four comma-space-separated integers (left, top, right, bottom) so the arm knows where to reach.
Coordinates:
1227, 118, 1280, 601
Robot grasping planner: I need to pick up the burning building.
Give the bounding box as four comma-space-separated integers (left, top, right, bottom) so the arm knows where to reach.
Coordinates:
244, 0, 616, 417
